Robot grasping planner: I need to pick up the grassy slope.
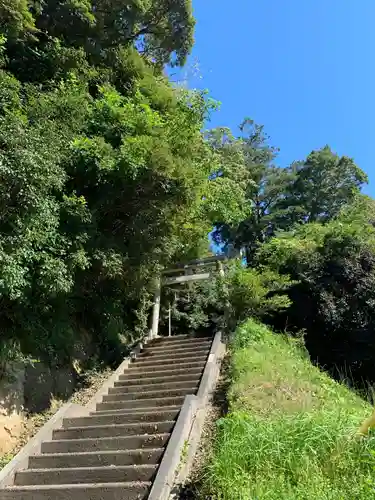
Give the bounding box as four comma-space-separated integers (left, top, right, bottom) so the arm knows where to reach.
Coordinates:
203, 320, 375, 499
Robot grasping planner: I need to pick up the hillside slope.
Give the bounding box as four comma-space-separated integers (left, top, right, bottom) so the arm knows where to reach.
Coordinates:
203, 320, 375, 499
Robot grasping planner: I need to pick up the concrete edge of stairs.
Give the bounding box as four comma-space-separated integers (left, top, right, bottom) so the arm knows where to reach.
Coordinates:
148, 330, 226, 500
0, 331, 225, 499
84, 335, 151, 413
0, 332, 151, 489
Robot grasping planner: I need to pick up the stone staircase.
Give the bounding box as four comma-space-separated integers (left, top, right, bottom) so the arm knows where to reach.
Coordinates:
1, 335, 213, 499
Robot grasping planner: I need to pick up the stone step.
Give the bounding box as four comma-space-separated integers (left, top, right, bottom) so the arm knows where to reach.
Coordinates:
131, 356, 207, 368
102, 387, 195, 402
114, 372, 202, 386
93, 405, 181, 416
29, 449, 164, 469
15, 464, 157, 486
149, 341, 208, 350
0, 335, 214, 499
109, 379, 199, 394
136, 352, 208, 365
96, 396, 185, 412
144, 341, 211, 354
64, 409, 180, 427
139, 348, 209, 361
2, 482, 151, 500
54, 421, 175, 440
153, 336, 212, 345
128, 360, 205, 374
118, 367, 203, 381
41, 434, 170, 453
153, 334, 189, 340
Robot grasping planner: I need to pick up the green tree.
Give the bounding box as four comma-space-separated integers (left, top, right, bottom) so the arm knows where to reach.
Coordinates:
0, 0, 247, 381
280, 146, 368, 225
233, 162, 294, 264
3, 0, 194, 84
37, 0, 194, 64
0, 0, 35, 39
210, 120, 292, 264
212, 128, 368, 266
0, 71, 92, 365
257, 201, 375, 387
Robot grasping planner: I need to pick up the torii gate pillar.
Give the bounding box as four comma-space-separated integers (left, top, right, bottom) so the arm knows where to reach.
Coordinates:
150, 277, 161, 340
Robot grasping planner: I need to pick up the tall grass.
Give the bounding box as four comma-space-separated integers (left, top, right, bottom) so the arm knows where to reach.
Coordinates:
202, 320, 375, 499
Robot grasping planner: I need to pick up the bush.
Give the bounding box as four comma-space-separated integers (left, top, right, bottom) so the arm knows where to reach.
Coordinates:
231, 318, 269, 350
224, 262, 293, 329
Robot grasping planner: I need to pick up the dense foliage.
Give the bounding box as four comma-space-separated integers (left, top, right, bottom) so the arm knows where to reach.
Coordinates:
208, 120, 374, 387
0, 0, 248, 369
257, 198, 375, 385
1, 0, 375, 392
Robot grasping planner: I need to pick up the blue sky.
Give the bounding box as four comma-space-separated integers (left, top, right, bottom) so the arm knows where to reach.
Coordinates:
174, 0, 375, 195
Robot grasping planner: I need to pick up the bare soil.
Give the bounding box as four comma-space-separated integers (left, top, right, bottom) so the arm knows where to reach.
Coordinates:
0, 367, 112, 470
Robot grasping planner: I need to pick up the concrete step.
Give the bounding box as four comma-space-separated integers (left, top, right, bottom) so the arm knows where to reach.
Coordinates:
139, 348, 209, 361
131, 356, 207, 368
2, 482, 151, 500
109, 379, 199, 394
102, 387, 196, 402
145, 341, 211, 354
15, 464, 157, 486
29, 449, 164, 469
153, 336, 212, 345
41, 433, 170, 453
128, 360, 205, 374
149, 342, 208, 350
0, 334, 214, 499
118, 367, 203, 380
96, 396, 185, 412
54, 421, 175, 440
64, 409, 180, 427
93, 405, 181, 416
153, 334, 189, 340
136, 352, 208, 364
114, 372, 202, 386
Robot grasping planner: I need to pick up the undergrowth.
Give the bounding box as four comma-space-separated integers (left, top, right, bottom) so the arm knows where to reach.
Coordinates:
201, 319, 375, 499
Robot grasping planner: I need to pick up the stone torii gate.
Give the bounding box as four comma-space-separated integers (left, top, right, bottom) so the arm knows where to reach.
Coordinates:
149, 255, 228, 340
